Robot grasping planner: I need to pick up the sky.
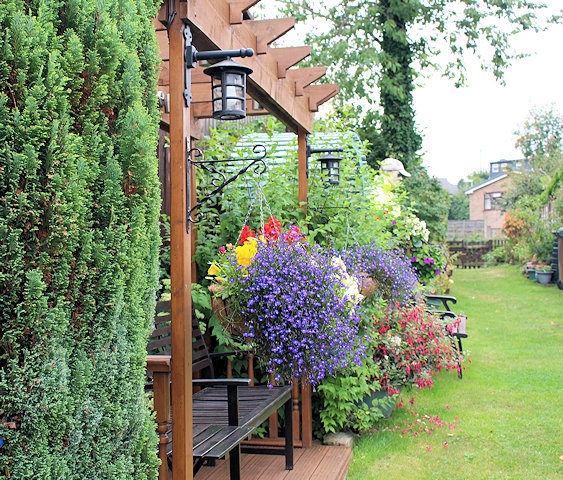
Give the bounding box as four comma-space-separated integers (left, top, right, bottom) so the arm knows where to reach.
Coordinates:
414, 6, 563, 185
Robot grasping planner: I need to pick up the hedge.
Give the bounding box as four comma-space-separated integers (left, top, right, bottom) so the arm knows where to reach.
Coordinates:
0, 1, 162, 478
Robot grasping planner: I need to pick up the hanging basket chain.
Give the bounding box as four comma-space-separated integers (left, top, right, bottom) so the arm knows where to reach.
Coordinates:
236, 174, 279, 245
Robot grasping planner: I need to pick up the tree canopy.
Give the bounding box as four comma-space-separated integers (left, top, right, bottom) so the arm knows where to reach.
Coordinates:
271, 1, 558, 169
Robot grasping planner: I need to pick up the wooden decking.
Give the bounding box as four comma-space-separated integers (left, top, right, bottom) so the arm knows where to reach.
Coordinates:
193, 443, 352, 480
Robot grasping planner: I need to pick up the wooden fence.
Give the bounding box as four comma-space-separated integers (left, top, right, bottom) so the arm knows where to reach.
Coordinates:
447, 240, 506, 268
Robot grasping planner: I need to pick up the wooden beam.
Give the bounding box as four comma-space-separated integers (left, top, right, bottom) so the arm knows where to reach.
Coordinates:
287, 66, 326, 95
180, 0, 319, 133
244, 17, 296, 54
168, 12, 193, 480
270, 46, 311, 78
304, 84, 339, 112
227, 0, 260, 24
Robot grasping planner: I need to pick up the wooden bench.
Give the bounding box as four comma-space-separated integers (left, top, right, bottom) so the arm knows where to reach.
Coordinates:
424, 294, 468, 378
146, 300, 293, 480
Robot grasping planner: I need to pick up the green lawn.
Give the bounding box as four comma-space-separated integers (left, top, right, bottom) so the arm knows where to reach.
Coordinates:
347, 265, 563, 480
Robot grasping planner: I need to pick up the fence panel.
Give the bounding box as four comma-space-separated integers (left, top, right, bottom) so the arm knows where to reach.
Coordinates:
448, 240, 506, 268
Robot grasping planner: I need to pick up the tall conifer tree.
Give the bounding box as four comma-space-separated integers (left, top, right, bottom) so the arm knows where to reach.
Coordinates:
0, 1, 161, 477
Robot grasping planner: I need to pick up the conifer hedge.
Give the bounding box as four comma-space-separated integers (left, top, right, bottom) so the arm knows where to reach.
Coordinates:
0, 1, 162, 478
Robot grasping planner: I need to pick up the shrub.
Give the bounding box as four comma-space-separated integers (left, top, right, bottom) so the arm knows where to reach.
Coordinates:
373, 303, 462, 392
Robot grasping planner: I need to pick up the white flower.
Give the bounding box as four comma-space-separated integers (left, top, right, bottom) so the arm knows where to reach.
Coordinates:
332, 256, 364, 305
389, 335, 402, 347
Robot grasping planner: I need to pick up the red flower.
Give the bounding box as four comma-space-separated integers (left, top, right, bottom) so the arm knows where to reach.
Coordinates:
239, 225, 256, 245
262, 215, 282, 240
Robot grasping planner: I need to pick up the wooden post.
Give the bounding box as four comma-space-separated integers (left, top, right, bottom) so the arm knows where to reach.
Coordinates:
297, 128, 308, 215
300, 379, 313, 447
147, 356, 172, 480
169, 14, 193, 480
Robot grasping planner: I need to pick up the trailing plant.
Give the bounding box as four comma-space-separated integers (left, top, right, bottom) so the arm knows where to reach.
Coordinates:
0, 1, 161, 478
340, 242, 419, 306
207, 217, 365, 385
314, 297, 392, 436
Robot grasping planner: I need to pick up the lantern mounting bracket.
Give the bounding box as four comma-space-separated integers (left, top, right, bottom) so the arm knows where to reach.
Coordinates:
186, 144, 268, 230
183, 26, 254, 107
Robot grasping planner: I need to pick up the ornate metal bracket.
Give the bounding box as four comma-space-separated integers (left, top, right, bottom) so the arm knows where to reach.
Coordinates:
186, 144, 268, 230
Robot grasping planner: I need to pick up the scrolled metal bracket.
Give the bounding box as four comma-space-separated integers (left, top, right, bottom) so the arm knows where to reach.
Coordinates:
186, 144, 268, 230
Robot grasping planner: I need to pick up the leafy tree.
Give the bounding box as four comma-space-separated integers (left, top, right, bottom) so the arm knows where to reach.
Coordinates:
403, 167, 450, 241
502, 106, 563, 263
273, 0, 556, 170
0, 1, 161, 478
448, 172, 489, 220
466, 170, 490, 186
449, 191, 470, 220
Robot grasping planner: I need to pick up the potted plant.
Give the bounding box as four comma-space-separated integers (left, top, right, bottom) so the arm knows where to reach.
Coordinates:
535, 265, 553, 285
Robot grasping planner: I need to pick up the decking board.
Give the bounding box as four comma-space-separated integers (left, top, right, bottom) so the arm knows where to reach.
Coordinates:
193, 443, 351, 480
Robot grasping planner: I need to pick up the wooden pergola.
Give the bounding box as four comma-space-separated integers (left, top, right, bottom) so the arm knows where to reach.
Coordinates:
149, 1, 338, 479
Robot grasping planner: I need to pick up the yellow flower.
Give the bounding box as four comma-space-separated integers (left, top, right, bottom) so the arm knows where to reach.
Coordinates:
235, 237, 258, 267
207, 263, 221, 276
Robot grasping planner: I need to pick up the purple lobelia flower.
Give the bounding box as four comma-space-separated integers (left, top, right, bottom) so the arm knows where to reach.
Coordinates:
237, 240, 365, 385
340, 242, 419, 306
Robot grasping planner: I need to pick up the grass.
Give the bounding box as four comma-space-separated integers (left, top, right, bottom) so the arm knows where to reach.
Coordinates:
346, 265, 563, 480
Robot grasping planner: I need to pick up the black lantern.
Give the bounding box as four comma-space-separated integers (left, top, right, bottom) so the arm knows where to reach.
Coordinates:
204, 58, 253, 120
183, 25, 254, 118
319, 153, 342, 185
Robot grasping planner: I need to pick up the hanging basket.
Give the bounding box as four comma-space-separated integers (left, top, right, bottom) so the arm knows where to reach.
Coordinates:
208, 283, 247, 336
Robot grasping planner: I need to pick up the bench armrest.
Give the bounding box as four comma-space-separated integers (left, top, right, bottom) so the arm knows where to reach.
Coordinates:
425, 294, 457, 312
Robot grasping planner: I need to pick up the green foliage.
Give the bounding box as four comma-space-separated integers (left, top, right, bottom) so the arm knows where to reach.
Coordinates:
448, 190, 469, 220
448, 172, 489, 221
404, 167, 451, 242
273, 1, 553, 171
483, 245, 507, 266
316, 358, 385, 435
0, 1, 161, 478
503, 106, 563, 263
314, 299, 386, 436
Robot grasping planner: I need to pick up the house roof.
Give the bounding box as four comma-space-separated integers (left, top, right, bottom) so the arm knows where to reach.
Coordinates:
464, 173, 508, 195
438, 178, 458, 194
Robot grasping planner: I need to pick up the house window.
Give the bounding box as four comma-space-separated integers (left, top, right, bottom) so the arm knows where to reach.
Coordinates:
484, 192, 502, 210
